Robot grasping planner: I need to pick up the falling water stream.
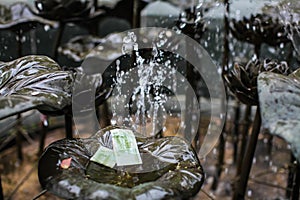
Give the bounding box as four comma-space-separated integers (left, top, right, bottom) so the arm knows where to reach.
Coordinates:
110, 31, 180, 137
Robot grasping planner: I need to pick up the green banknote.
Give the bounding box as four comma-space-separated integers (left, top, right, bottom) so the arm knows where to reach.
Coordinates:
90, 146, 116, 168
111, 129, 143, 166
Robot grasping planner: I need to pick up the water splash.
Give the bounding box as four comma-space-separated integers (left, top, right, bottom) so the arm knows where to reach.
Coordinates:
111, 31, 179, 137
122, 32, 138, 54
111, 59, 127, 126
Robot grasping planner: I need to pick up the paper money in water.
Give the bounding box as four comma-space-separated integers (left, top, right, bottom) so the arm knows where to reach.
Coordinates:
90, 146, 116, 168
111, 129, 142, 166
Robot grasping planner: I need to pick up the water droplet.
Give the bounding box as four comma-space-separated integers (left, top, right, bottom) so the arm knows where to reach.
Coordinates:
21, 36, 26, 43
166, 30, 172, 37
44, 25, 50, 31
264, 155, 270, 161
269, 161, 273, 167
271, 166, 278, 173
37, 2, 43, 10
111, 118, 117, 125
179, 23, 186, 29
213, 148, 217, 155
247, 189, 252, 197
217, 68, 222, 74
246, 23, 250, 29
280, 43, 284, 48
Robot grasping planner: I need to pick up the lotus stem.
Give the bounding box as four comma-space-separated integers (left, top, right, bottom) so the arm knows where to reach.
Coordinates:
286, 153, 296, 198
233, 105, 261, 200
266, 134, 273, 157
132, 0, 140, 28
0, 176, 3, 200
232, 100, 241, 163
211, 131, 225, 190
93, 0, 98, 9
38, 115, 49, 156
254, 44, 261, 59
292, 161, 300, 200
213, 0, 230, 187
99, 102, 111, 128
236, 105, 252, 176
16, 31, 23, 57
287, 154, 300, 200
53, 22, 65, 60
16, 114, 23, 161
222, 0, 230, 72
65, 112, 73, 139
184, 63, 194, 143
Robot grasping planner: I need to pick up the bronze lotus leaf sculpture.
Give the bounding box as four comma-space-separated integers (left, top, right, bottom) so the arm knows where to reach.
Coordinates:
34, 0, 94, 20
58, 32, 125, 62
0, 55, 110, 120
230, 13, 289, 48
223, 58, 290, 105
0, 55, 74, 119
38, 126, 205, 199
0, 2, 57, 32
258, 68, 300, 162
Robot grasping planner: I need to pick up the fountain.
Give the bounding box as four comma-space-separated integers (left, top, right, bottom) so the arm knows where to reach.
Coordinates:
5, 0, 300, 199
36, 20, 228, 198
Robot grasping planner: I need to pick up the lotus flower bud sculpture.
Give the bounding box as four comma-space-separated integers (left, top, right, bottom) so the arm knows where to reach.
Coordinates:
230, 14, 289, 56
223, 58, 290, 105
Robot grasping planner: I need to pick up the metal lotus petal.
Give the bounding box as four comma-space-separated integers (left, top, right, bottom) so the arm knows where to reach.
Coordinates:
262, 59, 290, 75
224, 59, 290, 105
258, 68, 300, 162
38, 126, 204, 199
239, 65, 252, 88
235, 90, 258, 106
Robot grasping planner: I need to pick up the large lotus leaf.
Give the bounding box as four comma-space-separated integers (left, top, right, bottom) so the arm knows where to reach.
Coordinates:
34, 0, 105, 22
58, 32, 126, 62
258, 69, 300, 161
0, 2, 57, 31
38, 126, 204, 199
34, 0, 94, 20
59, 29, 182, 63
0, 55, 74, 119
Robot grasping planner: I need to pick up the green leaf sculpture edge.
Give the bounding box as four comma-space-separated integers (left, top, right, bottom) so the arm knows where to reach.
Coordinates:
258, 68, 300, 161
